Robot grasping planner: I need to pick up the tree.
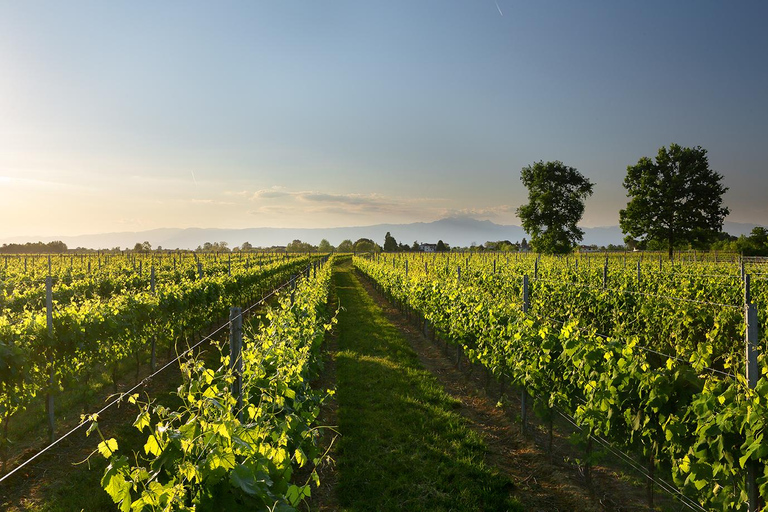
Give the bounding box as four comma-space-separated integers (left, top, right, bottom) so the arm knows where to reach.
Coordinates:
733, 227, 768, 256
241, 241, 253, 252
353, 238, 379, 253
383, 232, 398, 252
337, 239, 354, 253
516, 161, 594, 254
619, 144, 729, 259
286, 239, 312, 253
318, 239, 333, 253
412, 241, 420, 251
436, 240, 448, 252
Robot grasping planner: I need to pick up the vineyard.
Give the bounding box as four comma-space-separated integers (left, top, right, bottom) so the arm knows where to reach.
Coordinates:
0, 252, 330, 503
354, 251, 768, 511
1, 251, 767, 510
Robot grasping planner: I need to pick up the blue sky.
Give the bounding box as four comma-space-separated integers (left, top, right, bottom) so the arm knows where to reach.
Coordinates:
0, 1, 766, 237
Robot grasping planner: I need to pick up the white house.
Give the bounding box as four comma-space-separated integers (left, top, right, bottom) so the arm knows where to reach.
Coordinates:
419, 243, 437, 253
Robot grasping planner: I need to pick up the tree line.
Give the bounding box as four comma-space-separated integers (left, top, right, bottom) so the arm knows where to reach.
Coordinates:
0, 241, 68, 254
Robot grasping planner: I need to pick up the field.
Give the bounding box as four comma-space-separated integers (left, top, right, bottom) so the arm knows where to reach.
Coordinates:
0, 251, 766, 511
355, 251, 768, 511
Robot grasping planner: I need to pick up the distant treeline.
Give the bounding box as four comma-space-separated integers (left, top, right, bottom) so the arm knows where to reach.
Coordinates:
0, 241, 68, 254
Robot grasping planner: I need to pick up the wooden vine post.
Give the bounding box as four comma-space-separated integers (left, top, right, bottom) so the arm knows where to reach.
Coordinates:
229, 307, 243, 422
745, 274, 759, 512
45, 276, 55, 444
150, 266, 157, 371
521, 275, 530, 434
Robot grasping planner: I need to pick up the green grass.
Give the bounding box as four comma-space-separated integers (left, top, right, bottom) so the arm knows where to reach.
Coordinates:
333, 261, 522, 511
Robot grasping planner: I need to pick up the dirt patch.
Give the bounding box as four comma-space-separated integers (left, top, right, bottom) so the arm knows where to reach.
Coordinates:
356, 269, 668, 512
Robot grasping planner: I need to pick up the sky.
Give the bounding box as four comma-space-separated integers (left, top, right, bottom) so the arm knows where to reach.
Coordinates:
0, 1, 766, 238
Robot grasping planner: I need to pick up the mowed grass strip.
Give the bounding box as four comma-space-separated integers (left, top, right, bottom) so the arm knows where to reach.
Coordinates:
333, 262, 521, 511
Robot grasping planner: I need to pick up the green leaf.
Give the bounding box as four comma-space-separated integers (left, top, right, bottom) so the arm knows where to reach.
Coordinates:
144, 434, 161, 457
230, 464, 259, 496
286, 484, 311, 506
133, 411, 150, 432
98, 438, 118, 458
294, 447, 307, 466
101, 456, 132, 510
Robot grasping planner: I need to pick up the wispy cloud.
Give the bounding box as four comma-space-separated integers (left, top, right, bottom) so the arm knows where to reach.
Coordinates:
252, 187, 292, 199
251, 187, 394, 212
442, 204, 517, 218
298, 192, 390, 207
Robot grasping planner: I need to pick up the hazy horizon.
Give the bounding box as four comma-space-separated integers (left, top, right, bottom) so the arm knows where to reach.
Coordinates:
2, 1, 766, 238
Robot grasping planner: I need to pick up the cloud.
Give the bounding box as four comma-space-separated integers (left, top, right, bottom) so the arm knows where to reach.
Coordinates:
252, 187, 390, 207
441, 204, 518, 218
298, 192, 390, 207
252, 187, 291, 199
250, 187, 398, 214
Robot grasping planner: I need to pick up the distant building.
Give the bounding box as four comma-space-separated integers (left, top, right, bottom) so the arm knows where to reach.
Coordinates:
419, 243, 437, 253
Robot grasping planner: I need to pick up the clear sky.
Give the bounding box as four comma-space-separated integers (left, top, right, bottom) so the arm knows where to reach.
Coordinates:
1, 1, 766, 237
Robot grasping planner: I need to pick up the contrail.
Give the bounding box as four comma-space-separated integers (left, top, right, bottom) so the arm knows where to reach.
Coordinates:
191, 170, 198, 185
495, 0, 503, 16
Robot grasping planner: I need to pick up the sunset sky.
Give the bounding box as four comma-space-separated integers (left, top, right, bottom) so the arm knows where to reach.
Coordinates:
1, 1, 766, 238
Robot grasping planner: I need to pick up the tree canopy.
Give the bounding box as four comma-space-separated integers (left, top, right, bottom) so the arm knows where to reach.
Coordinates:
337, 239, 354, 253
711, 227, 768, 256
516, 161, 594, 254
619, 144, 729, 258
0, 241, 68, 254
383, 232, 398, 252
286, 239, 313, 253
353, 238, 379, 253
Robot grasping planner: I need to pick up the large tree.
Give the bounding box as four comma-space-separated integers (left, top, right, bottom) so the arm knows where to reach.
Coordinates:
516, 160, 594, 254
353, 238, 379, 253
619, 144, 729, 259
383, 231, 398, 252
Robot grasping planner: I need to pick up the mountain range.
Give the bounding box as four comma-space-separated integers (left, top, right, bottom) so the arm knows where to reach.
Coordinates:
0, 218, 761, 250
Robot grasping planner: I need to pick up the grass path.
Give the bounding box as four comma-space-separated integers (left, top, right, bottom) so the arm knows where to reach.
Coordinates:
332, 260, 521, 511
